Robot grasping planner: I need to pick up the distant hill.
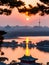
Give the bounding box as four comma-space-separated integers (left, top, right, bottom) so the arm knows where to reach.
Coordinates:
0, 25, 49, 32
0, 25, 49, 38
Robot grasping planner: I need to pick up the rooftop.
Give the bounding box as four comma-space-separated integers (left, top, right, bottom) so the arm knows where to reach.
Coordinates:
18, 55, 37, 61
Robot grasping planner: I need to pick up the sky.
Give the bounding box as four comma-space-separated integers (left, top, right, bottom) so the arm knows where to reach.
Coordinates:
0, 0, 49, 27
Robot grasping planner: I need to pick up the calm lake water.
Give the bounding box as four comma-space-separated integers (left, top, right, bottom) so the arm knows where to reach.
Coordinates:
1, 36, 49, 65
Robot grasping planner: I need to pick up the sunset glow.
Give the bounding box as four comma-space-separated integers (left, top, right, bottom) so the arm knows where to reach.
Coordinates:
0, 0, 49, 65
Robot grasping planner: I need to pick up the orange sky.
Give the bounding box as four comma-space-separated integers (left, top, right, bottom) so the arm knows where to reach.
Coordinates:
0, 0, 49, 26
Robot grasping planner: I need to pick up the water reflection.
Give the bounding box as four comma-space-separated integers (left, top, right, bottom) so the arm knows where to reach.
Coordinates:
0, 47, 49, 65
1, 36, 49, 65
30, 48, 49, 64
3, 36, 49, 44
0, 47, 25, 64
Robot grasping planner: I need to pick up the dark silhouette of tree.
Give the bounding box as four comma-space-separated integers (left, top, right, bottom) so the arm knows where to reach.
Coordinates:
0, 31, 6, 55
18, 3, 49, 16
0, 0, 49, 16
39, 0, 49, 5
0, 0, 25, 16
18, 0, 49, 16
0, 31, 6, 46
0, 57, 8, 62
0, 0, 25, 7
8, 60, 17, 65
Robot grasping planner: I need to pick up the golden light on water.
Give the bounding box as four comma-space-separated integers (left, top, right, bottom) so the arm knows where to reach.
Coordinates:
26, 37, 29, 43
25, 37, 30, 56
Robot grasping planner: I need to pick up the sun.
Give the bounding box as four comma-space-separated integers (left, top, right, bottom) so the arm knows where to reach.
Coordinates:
26, 16, 30, 21
26, 17, 29, 21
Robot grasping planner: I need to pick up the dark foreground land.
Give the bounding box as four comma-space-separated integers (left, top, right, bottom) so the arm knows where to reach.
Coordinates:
4, 31, 49, 39
36, 40, 49, 52
12, 31, 49, 36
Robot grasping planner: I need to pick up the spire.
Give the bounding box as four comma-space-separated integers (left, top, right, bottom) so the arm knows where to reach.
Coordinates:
39, 19, 41, 27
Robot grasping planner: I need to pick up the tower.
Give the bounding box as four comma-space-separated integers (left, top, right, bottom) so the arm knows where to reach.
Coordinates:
39, 19, 41, 27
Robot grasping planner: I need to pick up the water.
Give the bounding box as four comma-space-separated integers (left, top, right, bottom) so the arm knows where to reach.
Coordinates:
1, 36, 49, 65
3, 36, 49, 44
